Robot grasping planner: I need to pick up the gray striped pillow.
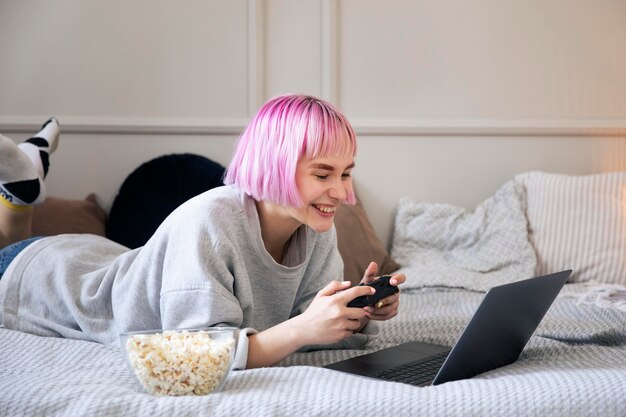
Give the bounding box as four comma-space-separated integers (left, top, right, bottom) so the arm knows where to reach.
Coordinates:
517, 171, 626, 284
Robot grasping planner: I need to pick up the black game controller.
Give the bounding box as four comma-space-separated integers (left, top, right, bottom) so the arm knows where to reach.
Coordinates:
347, 275, 399, 308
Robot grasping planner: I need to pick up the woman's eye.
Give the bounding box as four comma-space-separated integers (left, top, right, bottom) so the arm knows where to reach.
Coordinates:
341, 172, 352, 179
315, 175, 328, 180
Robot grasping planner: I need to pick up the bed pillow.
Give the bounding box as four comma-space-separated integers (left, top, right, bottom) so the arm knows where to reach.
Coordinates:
335, 198, 400, 284
391, 179, 537, 291
106, 153, 226, 249
516, 171, 626, 284
32, 193, 107, 237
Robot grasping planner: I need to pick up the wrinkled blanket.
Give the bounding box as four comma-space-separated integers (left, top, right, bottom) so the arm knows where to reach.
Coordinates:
1, 284, 625, 417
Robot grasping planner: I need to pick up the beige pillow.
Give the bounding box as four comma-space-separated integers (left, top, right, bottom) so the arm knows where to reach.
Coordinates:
517, 171, 626, 284
32, 193, 107, 237
335, 199, 400, 284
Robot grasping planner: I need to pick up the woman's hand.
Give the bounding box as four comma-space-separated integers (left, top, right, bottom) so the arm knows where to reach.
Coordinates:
247, 280, 375, 368
295, 280, 376, 346
360, 261, 405, 321
246, 268, 405, 368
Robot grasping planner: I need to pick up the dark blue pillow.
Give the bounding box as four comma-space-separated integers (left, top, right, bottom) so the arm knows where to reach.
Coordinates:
106, 153, 226, 249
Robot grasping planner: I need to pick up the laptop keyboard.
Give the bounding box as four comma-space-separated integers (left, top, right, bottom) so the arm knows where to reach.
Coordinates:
374, 350, 451, 386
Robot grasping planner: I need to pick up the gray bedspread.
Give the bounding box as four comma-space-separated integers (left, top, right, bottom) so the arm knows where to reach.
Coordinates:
1, 283, 625, 417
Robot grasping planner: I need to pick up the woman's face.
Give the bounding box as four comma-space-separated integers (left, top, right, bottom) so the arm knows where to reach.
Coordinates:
286, 153, 355, 233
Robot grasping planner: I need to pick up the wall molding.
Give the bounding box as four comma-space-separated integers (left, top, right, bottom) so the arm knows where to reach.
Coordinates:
247, 0, 264, 117
1, 116, 624, 137
0, 117, 248, 135
320, 0, 338, 104
351, 118, 626, 137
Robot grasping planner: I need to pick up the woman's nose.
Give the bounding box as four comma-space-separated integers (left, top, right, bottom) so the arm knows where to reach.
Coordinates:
328, 179, 348, 201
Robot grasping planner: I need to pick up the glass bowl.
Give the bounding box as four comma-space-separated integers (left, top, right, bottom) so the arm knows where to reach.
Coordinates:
120, 327, 239, 396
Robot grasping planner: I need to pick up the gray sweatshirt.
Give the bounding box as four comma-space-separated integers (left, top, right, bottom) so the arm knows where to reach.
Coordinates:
0, 185, 373, 369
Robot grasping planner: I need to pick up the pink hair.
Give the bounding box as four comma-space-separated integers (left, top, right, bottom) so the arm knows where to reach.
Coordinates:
224, 94, 357, 207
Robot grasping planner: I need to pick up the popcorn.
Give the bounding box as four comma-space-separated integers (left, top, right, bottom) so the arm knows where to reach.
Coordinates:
124, 330, 236, 396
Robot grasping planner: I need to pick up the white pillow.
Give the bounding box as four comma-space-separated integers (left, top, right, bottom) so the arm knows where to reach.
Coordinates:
516, 171, 626, 284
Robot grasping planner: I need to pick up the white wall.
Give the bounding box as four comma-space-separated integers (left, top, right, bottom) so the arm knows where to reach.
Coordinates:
1, 0, 625, 246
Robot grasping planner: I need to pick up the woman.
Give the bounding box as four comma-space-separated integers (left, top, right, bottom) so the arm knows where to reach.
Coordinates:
0, 95, 404, 369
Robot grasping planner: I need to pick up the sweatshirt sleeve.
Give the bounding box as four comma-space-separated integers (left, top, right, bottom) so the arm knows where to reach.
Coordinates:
155, 194, 260, 368
160, 288, 257, 369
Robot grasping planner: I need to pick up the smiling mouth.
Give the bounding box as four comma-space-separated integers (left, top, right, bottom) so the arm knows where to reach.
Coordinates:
313, 204, 338, 214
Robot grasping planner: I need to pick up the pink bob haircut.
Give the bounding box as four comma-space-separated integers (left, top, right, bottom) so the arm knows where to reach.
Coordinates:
224, 94, 357, 207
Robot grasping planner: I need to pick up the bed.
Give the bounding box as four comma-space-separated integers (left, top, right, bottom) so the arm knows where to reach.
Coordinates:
1, 169, 625, 417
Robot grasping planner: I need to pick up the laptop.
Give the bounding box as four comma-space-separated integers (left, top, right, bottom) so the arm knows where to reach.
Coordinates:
324, 269, 572, 386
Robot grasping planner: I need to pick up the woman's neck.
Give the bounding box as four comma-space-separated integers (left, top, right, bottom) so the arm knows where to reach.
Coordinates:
255, 200, 302, 264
